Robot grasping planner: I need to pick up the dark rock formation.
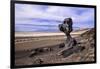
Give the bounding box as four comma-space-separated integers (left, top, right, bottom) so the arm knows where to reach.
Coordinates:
29, 47, 53, 57
62, 46, 85, 58
58, 18, 78, 56
59, 43, 65, 48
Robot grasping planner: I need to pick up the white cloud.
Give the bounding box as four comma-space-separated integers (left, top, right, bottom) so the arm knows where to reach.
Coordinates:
15, 4, 94, 28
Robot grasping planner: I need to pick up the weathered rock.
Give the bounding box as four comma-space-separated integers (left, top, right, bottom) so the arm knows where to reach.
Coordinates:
59, 18, 73, 34
72, 38, 77, 46
35, 48, 44, 52
34, 58, 43, 64
61, 47, 73, 57
42, 47, 53, 51
29, 48, 44, 57
62, 46, 85, 58
58, 37, 77, 55
58, 18, 78, 56
59, 43, 65, 48
29, 47, 53, 57
29, 50, 37, 57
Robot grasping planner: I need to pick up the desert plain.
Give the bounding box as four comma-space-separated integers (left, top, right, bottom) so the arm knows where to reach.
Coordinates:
15, 29, 95, 66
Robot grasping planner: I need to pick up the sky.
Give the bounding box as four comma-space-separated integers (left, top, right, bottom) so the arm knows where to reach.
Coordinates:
15, 4, 95, 32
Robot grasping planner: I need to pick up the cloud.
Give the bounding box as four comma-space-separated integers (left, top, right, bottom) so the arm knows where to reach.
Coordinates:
15, 4, 94, 32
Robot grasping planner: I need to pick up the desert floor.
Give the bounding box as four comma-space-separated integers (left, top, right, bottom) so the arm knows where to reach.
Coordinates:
15, 29, 95, 66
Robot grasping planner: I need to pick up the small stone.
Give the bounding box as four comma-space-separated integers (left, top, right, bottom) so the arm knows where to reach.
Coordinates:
34, 58, 43, 64
29, 50, 37, 57
59, 43, 65, 48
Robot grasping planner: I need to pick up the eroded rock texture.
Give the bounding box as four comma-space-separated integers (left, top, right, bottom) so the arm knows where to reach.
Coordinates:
58, 18, 82, 56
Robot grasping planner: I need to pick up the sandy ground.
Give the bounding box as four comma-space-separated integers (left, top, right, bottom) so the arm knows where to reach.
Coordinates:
15, 30, 88, 51
15, 29, 95, 66
15, 29, 88, 37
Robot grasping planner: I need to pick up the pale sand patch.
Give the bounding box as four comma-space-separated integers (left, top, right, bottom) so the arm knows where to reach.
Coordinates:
15, 29, 88, 37
15, 29, 89, 51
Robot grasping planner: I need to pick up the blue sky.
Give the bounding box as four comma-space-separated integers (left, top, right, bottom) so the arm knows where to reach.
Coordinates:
15, 4, 94, 32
